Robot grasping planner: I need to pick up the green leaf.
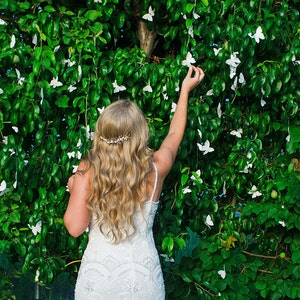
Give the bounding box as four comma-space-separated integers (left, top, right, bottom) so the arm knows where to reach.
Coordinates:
84, 10, 102, 21
162, 236, 174, 253
255, 280, 267, 290
291, 250, 300, 264
201, 0, 209, 7
9, 210, 21, 223
55, 95, 69, 108
290, 127, 300, 143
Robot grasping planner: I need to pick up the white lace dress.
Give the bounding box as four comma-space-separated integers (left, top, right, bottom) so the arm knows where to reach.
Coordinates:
74, 164, 165, 300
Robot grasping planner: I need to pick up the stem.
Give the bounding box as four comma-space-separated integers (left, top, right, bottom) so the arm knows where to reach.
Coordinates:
65, 259, 82, 267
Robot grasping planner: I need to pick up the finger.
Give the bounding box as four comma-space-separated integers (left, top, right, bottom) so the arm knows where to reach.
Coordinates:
186, 66, 194, 78
196, 68, 205, 81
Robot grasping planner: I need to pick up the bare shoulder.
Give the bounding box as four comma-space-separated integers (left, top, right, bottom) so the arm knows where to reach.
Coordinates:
74, 160, 91, 185
152, 149, 174, 180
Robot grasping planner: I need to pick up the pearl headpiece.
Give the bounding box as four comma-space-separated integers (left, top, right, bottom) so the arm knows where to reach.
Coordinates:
99, 134, 130, 145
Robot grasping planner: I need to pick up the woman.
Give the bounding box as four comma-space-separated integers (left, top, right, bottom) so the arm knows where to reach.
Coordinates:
64, 66, 205, 299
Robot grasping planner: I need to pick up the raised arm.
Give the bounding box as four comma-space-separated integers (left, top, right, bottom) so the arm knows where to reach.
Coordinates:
153, 66, 205, 178
64, 161, 91, 237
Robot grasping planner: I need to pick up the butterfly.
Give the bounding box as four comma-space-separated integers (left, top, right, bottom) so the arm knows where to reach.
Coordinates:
15, 69, 25, 85
0, 18, 7, 25
29, 221, 42, 236
10, 34, 16, 48
182, 51, 196, 67
248, 26, 265, 43
218, 265, 226, 279
230, 128, 243, 138
112, 80, 126, 93
217, 102, 222, 118
50, 77, 63, 88
0, 180, 7, 192
68, 85, 77, 92
213, 48, 222, 56
143, 83, 153, 93
205, 215, 214, 227
197, 140, 214, 155
142, 6, 155, 22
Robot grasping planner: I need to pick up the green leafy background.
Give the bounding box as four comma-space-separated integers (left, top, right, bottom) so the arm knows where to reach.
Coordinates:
0, 0, 299, 299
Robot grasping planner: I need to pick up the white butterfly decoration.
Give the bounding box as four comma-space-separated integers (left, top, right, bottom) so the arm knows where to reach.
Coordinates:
193, 11, 200, 19
188, 25, 194, 38
182, 186, 192, 194
143, 83, 153, 93
225, 52, 241, 69
54, 45, 60, 53
78, 65, 82, 82
279, 221, 286, 227
238, 73, 246, 85
218, 265, 226, 279
171, 102, 177, 114
32, 34, 38, 46
77, 151, 82, 160
182, 51, 196, 67
230, 128, 243, 138
261, 98, 267, 107
197, 129, 202, 139
248, 26, 265, 43
260, 88, 266, 106
0, 180, 7, 192
97, 106, 105, 115
10, 34, 16, 48
223, 181, 227, 195
0, 88, 3, 94
213, 48, 222, 56
62, 59, 76, 67
50, 77, 63, 88
67, 151, 76, 159
76, 138, 83, 147
240, 162, 253, 174
206, 89, 214, 96
142, 6, 155, 22
85, 125, 94, 140
292, 54, 300, 65
248, 185, 262, 198
0, 18, 7, 25
217, 102, 222, 118
35, 270, 40, 282
12, 126, 18, 133
112, 80, 126, 93
197, 140, 214, 155
230, 68, 237, 81
72, 165, 78, 173
160, 254, 175, 263
68, 85, 77, 92
15, 69, 25, 85
190, 169, 203, 184
28, 220, 42, 236
40, 88, 44, 105
205, 215, 214, 227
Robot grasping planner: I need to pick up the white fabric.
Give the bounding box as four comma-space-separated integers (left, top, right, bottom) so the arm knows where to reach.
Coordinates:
75, 163, 165, 299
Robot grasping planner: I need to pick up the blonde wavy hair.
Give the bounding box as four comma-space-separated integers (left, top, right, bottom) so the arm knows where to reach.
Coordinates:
84, 100, 153, 243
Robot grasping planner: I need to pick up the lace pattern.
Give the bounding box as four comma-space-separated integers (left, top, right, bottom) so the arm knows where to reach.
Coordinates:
74, 163, 165, 300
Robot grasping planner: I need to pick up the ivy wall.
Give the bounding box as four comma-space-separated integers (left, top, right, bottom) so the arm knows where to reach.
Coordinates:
0, 0, 299, 299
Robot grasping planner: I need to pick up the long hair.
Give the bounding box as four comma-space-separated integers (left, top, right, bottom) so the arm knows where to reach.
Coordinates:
84, 100, 153, 243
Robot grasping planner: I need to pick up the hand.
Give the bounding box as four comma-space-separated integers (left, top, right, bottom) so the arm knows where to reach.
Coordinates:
181, 66, 205, 93
67, 175, 75, 193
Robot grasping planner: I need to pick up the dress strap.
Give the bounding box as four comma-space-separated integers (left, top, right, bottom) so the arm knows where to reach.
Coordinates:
149, 162, 159, 202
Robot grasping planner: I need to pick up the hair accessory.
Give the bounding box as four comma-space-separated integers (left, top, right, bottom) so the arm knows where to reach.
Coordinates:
99, 134, 130, 145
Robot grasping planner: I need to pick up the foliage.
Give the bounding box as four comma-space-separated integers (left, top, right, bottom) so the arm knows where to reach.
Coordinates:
0, 0, 299, 299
